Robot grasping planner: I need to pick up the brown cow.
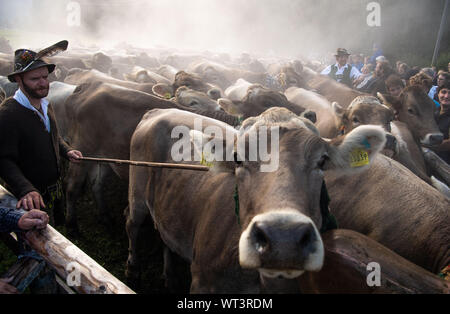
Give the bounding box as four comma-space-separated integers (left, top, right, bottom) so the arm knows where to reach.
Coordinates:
60, 82, 238, 232
188, 60, 305, 92
124, 66, 171, 85
152, 70, 223, 101
298, 229, 450, 293
126, 107, 387, 292
285, 88, 393, 138
308, 74, 366, 108
64, 68, 155, 94
285, 87, 443, 188
377, 87, 446, 186
218, 85, 315, 122
325, 154, 450, 275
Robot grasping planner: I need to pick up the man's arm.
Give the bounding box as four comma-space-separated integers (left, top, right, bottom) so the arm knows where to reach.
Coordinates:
320, 65, 332, 76
0, 207, 25, 233
0, 207, 49, 234
350, 67, 362, 81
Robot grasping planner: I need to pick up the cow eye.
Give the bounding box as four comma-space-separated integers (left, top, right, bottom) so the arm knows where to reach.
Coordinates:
407, 108, 414, 114
190, 100, 199, 106
317, 154, 329, 170
352, 117, 360, 124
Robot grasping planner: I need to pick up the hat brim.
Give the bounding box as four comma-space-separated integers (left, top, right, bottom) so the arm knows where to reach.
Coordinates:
7, 60, 55, 82
335, 53, 350, 57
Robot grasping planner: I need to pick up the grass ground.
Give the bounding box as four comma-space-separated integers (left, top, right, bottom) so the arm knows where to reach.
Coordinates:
0, 170, 190, 294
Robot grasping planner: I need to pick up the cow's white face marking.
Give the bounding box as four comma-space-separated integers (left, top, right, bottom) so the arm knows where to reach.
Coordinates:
239, 209, 324, 277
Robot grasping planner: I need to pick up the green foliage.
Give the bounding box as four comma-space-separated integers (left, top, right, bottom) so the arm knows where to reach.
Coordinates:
435, 52, 450, 71
0, 240, 17, 276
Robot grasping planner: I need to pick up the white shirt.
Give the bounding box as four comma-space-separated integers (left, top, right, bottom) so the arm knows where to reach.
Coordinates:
428, 85, 438, 100
13, 88, 51, 132
320, 63, 362, 81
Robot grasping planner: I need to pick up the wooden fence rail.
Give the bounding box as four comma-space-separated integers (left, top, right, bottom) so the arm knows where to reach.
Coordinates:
0, 184, 135, 294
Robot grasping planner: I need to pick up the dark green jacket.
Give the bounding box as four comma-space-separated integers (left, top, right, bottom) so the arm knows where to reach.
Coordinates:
0, 97, 71, 198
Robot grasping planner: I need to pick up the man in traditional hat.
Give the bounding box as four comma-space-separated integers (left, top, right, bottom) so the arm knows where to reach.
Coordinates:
321, 48, 362, 88
0, 43, 83, 226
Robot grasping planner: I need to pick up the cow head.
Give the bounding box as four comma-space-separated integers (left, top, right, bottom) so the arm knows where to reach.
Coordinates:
218, 85, 312, 121
175, 86, 222, 111
190, 107, 387, 279
153, 71, 223, 101
332, 96, 397, 156
377, 86, 443, 147
277, 66, 307, 90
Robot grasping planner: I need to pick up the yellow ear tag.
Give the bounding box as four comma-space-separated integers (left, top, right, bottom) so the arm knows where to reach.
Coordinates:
201, 152, 214, 168
350, 148, 369, 167
164, 92, 172, 99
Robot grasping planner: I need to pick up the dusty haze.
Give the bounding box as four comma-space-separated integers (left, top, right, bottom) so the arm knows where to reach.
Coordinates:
0, 0, 448, 64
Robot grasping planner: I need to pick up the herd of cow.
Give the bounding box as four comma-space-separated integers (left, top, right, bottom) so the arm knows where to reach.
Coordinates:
0, 46, 449, 294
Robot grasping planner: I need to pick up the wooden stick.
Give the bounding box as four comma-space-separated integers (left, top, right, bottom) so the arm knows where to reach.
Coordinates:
79, 156, 210, 172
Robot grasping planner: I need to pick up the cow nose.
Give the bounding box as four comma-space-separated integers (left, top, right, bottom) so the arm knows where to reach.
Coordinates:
250, 221, 316, 267
428, 133, 444, 146
385, 133, 397, 151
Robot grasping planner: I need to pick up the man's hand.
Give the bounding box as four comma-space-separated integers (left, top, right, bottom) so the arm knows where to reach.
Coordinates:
16, 191, 45, 210
17, 209, 49, 230
67, 150, 83, 163
0, 277, 18, 294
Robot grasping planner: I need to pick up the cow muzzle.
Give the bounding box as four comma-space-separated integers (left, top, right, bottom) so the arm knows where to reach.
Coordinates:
421, 133, 444, 147
239, 210, 324, 279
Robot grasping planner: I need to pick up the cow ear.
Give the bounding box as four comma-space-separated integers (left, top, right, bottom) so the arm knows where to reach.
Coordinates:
325, 125, 386, 174
377, 92, 401, 112
218, 98, 243, 116
331, 102, 345, 118
152, 83, 174, 99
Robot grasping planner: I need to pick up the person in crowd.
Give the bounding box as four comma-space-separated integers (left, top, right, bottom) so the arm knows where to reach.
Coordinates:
385, 74, 405, 97
368, 61, 394, 95
320, 48, 361, 88
429, 71, 450, 101
432, 82, 450, 164
397, 63, 411, 80
368, 43, 383, 65
354, 63, 375, 91
0, 45, 83, 226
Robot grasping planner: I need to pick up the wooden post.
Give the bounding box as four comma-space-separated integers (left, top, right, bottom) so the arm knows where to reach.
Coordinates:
422, 147, 450, 185
0, 184, 135, 294
23, 225, 135, 294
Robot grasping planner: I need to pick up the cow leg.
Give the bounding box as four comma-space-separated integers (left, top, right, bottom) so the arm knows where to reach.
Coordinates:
65, 162, 88, 236
162, 246, 191, 293
88, 163, 115, 228
125, 194, 149, 289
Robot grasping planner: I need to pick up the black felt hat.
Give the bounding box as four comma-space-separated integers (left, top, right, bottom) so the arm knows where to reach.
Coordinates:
7, 40, 68, 82
335, 48, 350, 57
